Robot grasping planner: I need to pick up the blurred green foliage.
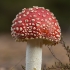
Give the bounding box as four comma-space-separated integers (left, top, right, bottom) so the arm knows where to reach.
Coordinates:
0, 0, 70, 33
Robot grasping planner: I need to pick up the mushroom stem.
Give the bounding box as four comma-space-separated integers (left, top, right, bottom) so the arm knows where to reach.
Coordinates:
26, 39, 42, 70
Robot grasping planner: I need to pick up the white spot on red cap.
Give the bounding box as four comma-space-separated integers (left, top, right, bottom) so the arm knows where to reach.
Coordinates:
43, 24, 45, 27
19, 16, 21, 18
26, 23, 29, 26
26, 12, 29, 15
34, 11, 37, 12
34, 6, 38, 9
34, 34, 36, 36
23, 30, 24, 32
33, 27, 36, 29
51, 13, 54, 16
23, 14, 26, 16
48, 18, 52, 21
29, 15, 32, 17
45, 19, 47, 22
31, 10, 34, 12
42, 14, 46, 17
31, 19, 35, 22
22, 10, 25, 13
32, 23, 35, 25
41, 11, 44, 12
36, 18, 40, 20
19, 12, 22, 15
21, 34, 24, 36
29, 8, 33, 10
16, 27, 19, 31
25, 19, 29, 22
22, 8, 26, 11
29, 23, 31, 25
41, 19, 44, 21
46, 9, 50, 11
23, 26, 25, 28
52, 16, 56, 19
33, 15, 37, 17
28, 30, 32, 32
20, 27, 23, 31
36, 23, 40, 26
39, 36, 42, 38
18, 20, 22, 23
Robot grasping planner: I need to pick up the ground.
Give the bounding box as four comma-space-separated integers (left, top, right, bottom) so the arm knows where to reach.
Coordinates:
0, 33, 70, 70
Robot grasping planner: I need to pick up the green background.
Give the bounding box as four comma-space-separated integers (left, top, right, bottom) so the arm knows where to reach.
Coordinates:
0, 0, 70, 33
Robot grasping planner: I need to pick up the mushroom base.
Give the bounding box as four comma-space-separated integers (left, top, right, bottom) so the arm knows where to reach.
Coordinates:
26, 39, 42, 70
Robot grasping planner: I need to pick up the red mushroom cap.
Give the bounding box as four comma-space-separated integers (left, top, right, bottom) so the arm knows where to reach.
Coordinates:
11, 6, 61, 45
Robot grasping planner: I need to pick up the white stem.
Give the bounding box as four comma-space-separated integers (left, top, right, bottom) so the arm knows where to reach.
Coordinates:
26, 40, 42, 70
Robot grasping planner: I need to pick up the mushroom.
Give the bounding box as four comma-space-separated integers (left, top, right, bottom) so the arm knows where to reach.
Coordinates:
11, 6, 61, 70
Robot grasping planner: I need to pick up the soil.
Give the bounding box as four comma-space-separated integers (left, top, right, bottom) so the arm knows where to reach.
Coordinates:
0, 33, 70, 70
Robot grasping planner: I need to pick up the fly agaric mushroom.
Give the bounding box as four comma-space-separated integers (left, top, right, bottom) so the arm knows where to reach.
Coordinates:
11, 6, 61, 70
